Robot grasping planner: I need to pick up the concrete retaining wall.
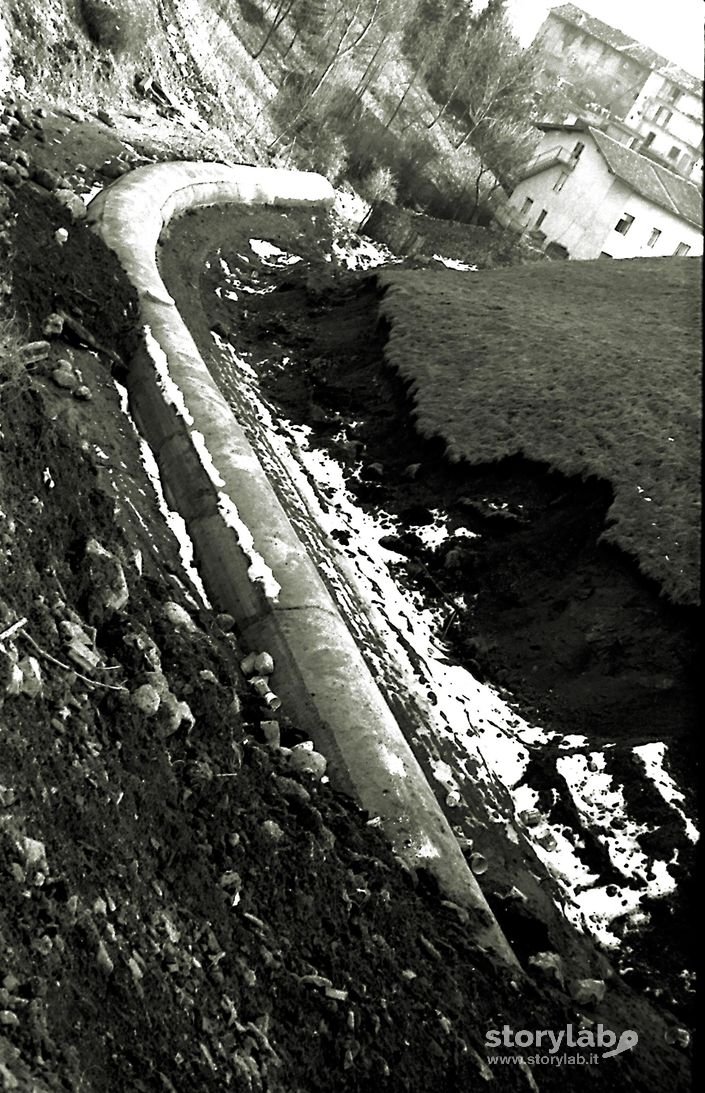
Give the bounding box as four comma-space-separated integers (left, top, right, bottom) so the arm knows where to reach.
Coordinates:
88, 162, 518, 967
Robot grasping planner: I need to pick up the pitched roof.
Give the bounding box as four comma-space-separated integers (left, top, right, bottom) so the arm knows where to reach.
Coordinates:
548, 4, 703, 97
589, 128, 703, 228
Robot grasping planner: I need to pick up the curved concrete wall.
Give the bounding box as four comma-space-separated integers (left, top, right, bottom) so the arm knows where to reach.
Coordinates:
88, 162, 518, 967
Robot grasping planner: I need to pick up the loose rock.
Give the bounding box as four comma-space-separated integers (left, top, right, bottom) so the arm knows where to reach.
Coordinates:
56, 189, 88, 220
287, 746, 327, 780
33, 166, 61, 191
42, 312, 64, 337
163, 601, 197, 632
17, 340, 51, 364
261, 819, 284, 841
84, 538, 129, 619
131, 684, 161, 716
528, 951, 565, 987
51, 364, 78, 390
569, 978, 607, 1006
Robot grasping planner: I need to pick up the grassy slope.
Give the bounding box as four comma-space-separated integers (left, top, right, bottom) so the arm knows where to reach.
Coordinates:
379, 258, 701, 605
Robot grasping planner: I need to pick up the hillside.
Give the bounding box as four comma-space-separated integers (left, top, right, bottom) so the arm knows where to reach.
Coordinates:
0, 2, 700, 1091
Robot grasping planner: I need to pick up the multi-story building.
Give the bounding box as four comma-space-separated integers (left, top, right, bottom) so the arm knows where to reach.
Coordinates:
533, 4, 703, 183
507, 122, 703, 260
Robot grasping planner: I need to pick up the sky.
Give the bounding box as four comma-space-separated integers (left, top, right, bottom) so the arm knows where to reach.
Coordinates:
504, 0, 705, 78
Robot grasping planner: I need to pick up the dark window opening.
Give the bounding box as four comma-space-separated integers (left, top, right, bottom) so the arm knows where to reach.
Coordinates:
553, 171, 569, 192
642, 131, 656, 149
668, 145, 680, 160
614, 213, 635, 235
647, 228, 662, 248
536, 209, 548, 228
520, 196, 534, 216
674, 242, 691, 256
571, 140, 585, 161
655, 106, 673, 126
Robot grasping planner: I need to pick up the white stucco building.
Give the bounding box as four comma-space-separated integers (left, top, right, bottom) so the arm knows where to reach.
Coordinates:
508, 123, 703, 261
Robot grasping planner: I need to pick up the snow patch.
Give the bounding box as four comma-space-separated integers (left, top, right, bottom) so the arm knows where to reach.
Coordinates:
249, 239, 302, 266
432, 254, 478, 272
143, 326, 194, 425
113, 380, 209, 608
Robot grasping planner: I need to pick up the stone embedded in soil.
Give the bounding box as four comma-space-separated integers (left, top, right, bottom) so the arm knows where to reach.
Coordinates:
17, 655, 42, 697
96, 940, 114, 976
273, 775, 311, 804
163, 601, 198, 632
100, 157, 130, 179
17, 340, 51, 364
0, 163, 21, 186
32, 166, 61, 191
254, 651, 274, 676
131, 683, 161, 715
15, 836, 47, 871
73, 384, 92, 400
261, 720, 281, 748
528, 951, 566, 986
42, 312, 64, 337
240, 651, 258, 677
287, 746, 327, 780
84, 538, 129, 618
569, 978, 607, 1005
55, 189, 88, 220
160, 692, 194, 736
51, 364, 78, 389
261, 819, 284, 841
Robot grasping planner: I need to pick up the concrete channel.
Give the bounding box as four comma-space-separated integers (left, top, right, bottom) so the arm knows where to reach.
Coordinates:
87, 161, 519, 968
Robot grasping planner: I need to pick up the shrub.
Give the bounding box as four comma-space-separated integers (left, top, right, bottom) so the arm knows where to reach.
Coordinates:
360, 165, 398, 205
296, 123, 349, 184
79, 0, 154, 55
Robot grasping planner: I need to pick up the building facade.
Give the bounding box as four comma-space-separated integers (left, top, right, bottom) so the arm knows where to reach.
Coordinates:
534, 4, 703, 184
508, 124, 703, 260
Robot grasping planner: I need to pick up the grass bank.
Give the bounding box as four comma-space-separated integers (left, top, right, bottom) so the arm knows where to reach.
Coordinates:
378, 257, 701, 604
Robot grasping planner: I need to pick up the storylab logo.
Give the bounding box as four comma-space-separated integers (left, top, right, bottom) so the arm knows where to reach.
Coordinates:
486, 1024, 639, 1066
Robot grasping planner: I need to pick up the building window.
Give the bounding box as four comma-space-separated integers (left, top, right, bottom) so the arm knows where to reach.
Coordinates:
642, 131, 656, 149
647, 228, 662, 248
663, 81, 680, 103
674, 242, 691, 256
553, 171, 569, 192
535, 209, 548, 228
654, 106, 673, 126
571, 141, 585, 161
667, 145, 680, 161
520, 197, 534, 217
614, 213, 635, 235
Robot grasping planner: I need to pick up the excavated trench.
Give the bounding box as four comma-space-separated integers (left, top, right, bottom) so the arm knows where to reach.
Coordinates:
157, 201, 698, 1025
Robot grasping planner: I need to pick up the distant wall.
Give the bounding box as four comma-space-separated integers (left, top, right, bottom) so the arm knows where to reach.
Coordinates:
362, 202, 543, 268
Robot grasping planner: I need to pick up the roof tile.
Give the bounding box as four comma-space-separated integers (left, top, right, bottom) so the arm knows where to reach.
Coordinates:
589, 128, 702, 228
